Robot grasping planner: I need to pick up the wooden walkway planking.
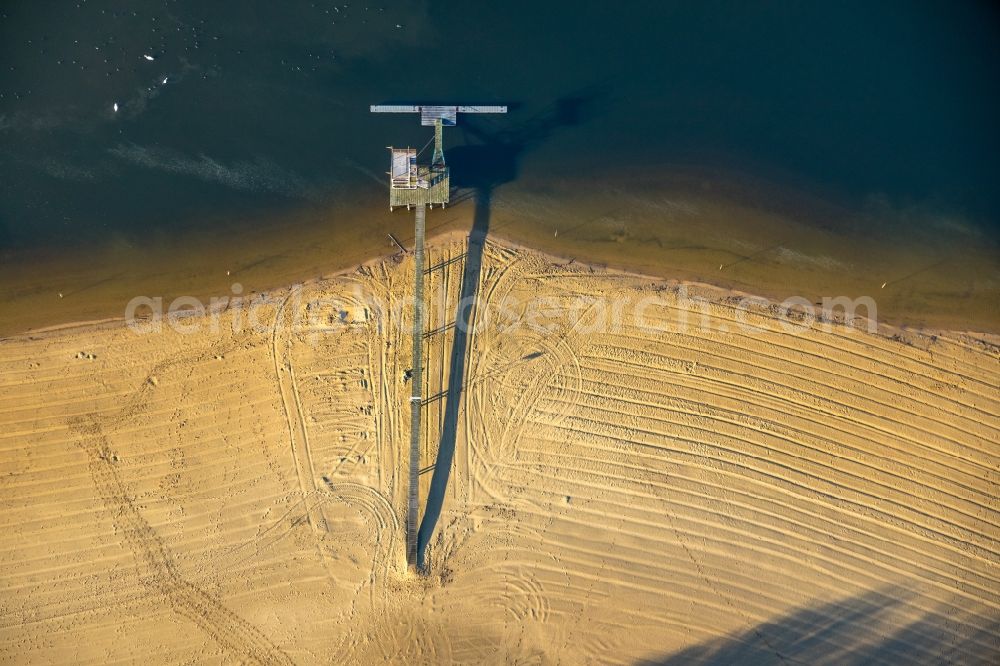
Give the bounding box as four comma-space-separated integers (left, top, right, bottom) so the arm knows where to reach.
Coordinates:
406, 203, 426, 568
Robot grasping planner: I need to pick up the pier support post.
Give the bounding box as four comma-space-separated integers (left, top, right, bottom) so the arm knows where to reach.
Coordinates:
432, 119, 445, 169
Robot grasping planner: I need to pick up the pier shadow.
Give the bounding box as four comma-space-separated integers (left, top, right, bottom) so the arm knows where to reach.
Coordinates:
643, 587, 999, 665
415, 89, 603, 570
447, 88, 605, 191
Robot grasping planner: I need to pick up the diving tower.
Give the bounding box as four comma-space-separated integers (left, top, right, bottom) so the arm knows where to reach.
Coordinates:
373, 105, 507, 210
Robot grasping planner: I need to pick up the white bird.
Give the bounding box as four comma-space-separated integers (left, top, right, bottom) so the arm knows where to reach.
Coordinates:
143, 54, 155, 61
113, 102, 119, 112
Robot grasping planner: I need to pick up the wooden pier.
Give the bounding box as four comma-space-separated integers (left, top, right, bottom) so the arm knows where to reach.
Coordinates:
406, 203, 426, 567
371, 102, 506, 572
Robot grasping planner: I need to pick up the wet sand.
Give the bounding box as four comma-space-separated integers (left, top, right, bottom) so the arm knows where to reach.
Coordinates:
3, 172, 997, 338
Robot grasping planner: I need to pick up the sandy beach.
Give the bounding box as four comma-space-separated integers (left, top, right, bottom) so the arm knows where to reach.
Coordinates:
1, 237, 997, 663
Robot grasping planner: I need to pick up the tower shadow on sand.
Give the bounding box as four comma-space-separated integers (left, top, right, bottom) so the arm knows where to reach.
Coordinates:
645, 586, 999, 665
416, 89, 604, 571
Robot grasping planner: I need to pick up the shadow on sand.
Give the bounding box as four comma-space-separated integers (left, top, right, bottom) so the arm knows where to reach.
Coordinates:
415, 88, 605, 570
643, 586, 999, 665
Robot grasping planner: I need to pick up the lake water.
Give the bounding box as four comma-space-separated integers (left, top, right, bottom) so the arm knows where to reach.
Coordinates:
1, 0, 998, 332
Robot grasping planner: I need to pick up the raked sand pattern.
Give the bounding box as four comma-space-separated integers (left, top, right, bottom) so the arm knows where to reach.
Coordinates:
1, 239, 997, 663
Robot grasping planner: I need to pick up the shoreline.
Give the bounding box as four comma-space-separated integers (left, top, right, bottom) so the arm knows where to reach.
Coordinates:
2, 172, 998, 339
5, 232, 998, 350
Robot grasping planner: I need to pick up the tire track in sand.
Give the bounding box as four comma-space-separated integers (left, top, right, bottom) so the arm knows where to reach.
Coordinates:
69, 417, 293, 665
271, 286, 328, 536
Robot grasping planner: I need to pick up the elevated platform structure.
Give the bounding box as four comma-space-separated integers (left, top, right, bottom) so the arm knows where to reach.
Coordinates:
387, 146, 449, 209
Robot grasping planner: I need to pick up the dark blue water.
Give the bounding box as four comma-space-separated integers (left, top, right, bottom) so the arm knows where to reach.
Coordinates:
1, 0, 998, 250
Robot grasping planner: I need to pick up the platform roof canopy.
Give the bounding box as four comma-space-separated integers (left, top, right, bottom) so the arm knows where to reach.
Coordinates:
371, 104, 508, 126
391, 147, 416, 187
